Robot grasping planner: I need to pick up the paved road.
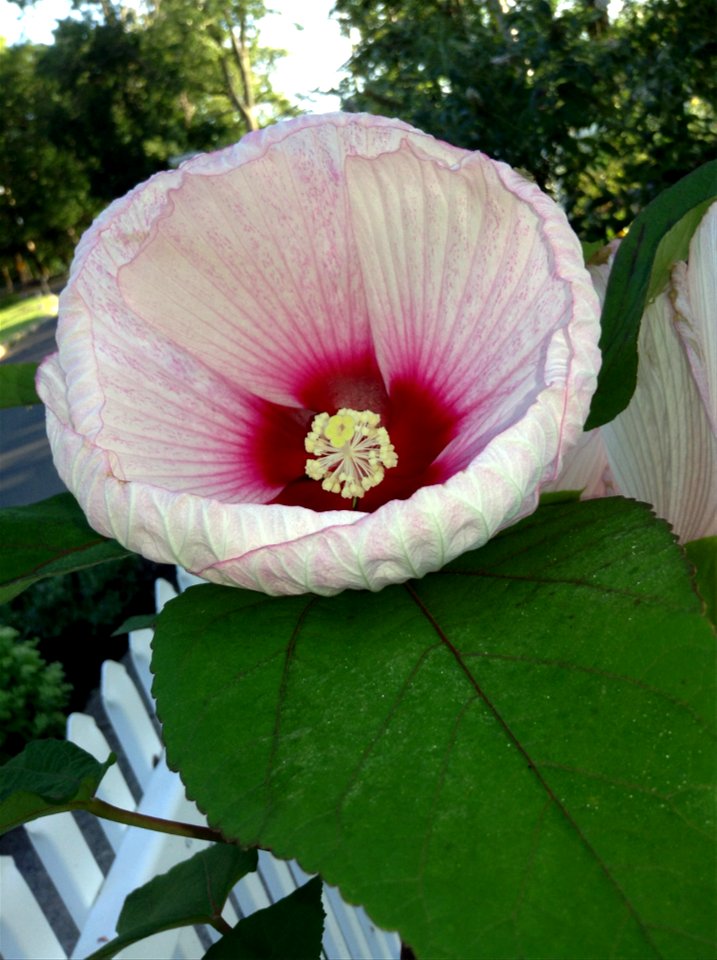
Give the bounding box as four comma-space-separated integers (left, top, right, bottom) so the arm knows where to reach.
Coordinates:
0, 318, 67, 507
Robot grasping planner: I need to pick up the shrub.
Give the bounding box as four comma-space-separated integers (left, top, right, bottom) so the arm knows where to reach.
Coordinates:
0, 625, 71, 762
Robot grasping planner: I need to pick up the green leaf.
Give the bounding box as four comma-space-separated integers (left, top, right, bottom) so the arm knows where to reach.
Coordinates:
205, 876, 325, 960
0, 739, 115, 833
538, 489, 582, 505
0, 361, 41, 408
0, 493, 131, 603
580, 239, 604, 264
684, 536, 717, 628
646, 199, 716, 304
153, 498, 716, 960
111, 613, 156, 637
87, 844, 258, 960
585, 161, 717, 430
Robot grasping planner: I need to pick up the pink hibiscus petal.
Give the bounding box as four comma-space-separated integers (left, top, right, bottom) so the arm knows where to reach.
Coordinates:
42, 286, 280, 503
346, 138, 590, 479
543, 428, 616, 499
672, 202, 717, 436
117, 115, 463, 408
601, 290, 717, 543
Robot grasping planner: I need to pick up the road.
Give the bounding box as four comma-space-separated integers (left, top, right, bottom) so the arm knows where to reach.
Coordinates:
0, 318, 67, 507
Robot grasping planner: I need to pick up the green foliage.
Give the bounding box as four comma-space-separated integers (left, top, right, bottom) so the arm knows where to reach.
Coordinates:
0, 42, 94, 284
684, 536, 717, 627
585, 160, 717, 428
2, 554, 150, 640
334, 0, 717, 238
204, 876, 325, 960
0, 739, 114, 833
0, 526, 160, 711
139, 0, 298, 135
39, 11, 242, 206
0, 0, 295, 284
0, 626, 71, 761
0, 294, 57, 346
0, 493, 131, 604
0, 489, 171, 722
152, 498, 716, 959
0, 361, 41, 408
111, 613, 157, 637
88, 845, 259, 959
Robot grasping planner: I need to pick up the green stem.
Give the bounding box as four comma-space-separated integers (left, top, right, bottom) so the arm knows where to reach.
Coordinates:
85, 797, 228, 843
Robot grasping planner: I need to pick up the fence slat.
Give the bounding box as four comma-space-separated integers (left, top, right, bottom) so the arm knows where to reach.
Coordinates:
0, 855, 67, 960
128, 628, 155, 706
175, 569, 205, 594
24, 812, 103, 930
100, 660, 162, 791
6, 572, 401, 960
154, 578, 178, 613
255, 849, 299, 903
71, 757, 210, 960
354, 905, 402, 960
321, 885, 354, 960
323, 884, 388, 960
65, 713, 133, 853
230, 869, 272, 919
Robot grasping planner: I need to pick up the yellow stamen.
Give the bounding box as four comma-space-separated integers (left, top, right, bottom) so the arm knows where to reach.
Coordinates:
305, 408, 398, 500
324, 413, 356, 447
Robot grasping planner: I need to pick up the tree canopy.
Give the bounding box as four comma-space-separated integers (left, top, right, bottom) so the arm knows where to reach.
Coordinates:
0, 0, 295, 286
334, 0, 717, 238
1, 0, 714, 285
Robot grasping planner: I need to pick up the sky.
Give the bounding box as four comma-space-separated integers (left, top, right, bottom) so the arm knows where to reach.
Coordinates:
0, 0, 353, 110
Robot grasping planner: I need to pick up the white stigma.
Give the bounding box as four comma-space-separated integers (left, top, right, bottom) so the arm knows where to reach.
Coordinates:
304, 408, 398, 500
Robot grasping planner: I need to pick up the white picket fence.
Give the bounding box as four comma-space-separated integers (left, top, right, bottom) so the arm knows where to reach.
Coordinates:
0, 578, 401, 960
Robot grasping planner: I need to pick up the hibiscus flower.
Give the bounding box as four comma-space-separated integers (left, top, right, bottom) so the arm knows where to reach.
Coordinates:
549, 203, 717, 544
37, 113, 600, 595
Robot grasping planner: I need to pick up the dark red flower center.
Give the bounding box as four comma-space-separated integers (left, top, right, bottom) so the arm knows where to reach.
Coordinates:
251, 354, 460, 512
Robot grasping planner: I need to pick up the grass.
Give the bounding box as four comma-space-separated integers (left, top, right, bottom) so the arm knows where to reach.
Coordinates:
0, 293, 58, 349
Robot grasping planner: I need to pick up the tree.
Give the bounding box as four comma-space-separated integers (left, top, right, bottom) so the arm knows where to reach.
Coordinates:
0, 40, 94, 286
142, 0, 297, 134
0, 0, 296, 283
333, 0, 717, 237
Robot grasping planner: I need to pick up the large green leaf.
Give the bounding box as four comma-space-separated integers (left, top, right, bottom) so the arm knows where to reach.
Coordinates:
0, 361, 40, 408
0, 740, 115, 833
152, 498, 716, 960
88, 844, 258, 960
204, 876, 325, 960
0, 493, 130, 603
585, 161, 717, 429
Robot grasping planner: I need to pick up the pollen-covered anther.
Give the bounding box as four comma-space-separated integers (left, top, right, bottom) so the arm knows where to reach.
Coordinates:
305, 408, 398, 499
